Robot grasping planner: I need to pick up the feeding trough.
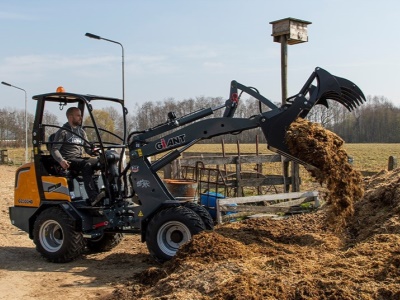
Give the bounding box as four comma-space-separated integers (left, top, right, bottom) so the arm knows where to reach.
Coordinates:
163, 179, 198, 201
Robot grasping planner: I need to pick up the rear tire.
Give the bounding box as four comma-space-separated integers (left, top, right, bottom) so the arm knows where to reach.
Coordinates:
145, 206, 205, 262
183, 202, 214, 230
86, 233, 124, 253
33, 207, 85, 263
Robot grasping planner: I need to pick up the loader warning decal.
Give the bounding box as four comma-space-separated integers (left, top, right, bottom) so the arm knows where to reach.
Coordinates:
155, 134, 186, 150
48, 183, 62, 192
42, 181, 69, 196
137, 179, 150, 188
138, 211, 144, 217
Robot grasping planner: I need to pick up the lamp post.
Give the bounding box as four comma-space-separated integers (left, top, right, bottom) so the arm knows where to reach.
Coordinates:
1, 81, 28, 163
85, 32, 125, 101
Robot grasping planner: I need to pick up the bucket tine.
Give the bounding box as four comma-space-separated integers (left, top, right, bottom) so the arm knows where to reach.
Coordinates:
319, 92, 354, 111
326, 91, 359, 110
334, 76, 366, 108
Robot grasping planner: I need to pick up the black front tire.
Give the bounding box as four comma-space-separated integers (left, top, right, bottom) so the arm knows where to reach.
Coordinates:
183, 202, 214, 230
86, 233, 124, 253
33, 207, 85, 263
145, 206, 206, 263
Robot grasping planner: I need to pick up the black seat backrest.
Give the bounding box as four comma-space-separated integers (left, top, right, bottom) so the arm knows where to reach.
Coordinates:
43, 133, 64, 175
40, 155, 62, 176
47, 133, 56, 152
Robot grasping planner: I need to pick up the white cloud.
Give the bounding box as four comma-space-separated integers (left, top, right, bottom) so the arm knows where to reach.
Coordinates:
172, 45, 218, 59
203, 61, 224, 69
0, 12, 35, 20
133, 55, 168, 63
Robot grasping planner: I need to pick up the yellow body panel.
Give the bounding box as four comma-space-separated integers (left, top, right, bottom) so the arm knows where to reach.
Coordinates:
14, 163, 72, 207
14, 163, 40, 207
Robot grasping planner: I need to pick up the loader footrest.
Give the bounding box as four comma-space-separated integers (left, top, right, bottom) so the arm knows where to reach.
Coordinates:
71, 202, 105, 210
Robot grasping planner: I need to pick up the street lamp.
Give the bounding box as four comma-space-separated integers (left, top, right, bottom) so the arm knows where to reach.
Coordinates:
85, 32, 125, 101
1, 81, 28, 163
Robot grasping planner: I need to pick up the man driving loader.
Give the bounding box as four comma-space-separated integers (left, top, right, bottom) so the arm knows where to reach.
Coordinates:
51, 107, 102, 206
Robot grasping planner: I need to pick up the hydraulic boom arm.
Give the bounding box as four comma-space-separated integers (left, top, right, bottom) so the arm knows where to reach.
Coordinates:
129, 67, 365, 166
127, 66, 365, 217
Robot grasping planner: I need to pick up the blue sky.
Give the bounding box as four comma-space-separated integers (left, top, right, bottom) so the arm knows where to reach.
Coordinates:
1, 0, 399, 116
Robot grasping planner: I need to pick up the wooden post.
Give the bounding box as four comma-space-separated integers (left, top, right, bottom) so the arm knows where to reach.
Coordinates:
235, 156, 242, 197
221, 139, 227, 175
280, 35, 288, 105
236, 140, 243, 197
256, 135, 262, 195
388, 156, 397, 171
282, 156, 290, 193
280, 35, 290, 191
163, 164, 172, 179
0, 149, 8, 164
173, 160, 181, 178
291, 161, 300, 192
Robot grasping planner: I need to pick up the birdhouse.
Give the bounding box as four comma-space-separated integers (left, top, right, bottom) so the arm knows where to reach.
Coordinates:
270, 18, 312, 45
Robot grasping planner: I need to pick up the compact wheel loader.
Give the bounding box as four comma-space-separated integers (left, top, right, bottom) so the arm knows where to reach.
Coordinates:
9, 67, 365, 263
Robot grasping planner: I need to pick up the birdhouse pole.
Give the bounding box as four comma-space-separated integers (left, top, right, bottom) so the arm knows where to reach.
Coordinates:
270, 18, 312, 105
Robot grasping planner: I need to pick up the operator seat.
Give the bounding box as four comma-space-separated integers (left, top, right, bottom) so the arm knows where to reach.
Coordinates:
44, 132, 102, 179
43, 133, 92, 201
39, 133, 63, 176
46, 133, 56, 153
42, 133, 78, 177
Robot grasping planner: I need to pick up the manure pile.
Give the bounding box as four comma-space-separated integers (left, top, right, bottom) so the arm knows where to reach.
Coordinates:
285, 118, 364, 230
108, 119, 400, 300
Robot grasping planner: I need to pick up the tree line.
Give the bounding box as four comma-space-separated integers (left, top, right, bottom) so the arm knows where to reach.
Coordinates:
307, 95, 400, 143
0, 94, 398, 148
129, 95, 400, 144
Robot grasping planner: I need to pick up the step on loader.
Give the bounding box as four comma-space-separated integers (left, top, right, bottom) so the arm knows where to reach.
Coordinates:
9, 67, 365, 263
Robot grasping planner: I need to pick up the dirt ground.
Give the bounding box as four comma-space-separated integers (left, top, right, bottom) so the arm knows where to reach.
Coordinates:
1, 119, 400, 299
0, 165, 160, 299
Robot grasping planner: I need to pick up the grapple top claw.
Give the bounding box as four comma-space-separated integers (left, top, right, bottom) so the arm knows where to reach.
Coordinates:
314, 68, 366, 111
260, 67, 366, 163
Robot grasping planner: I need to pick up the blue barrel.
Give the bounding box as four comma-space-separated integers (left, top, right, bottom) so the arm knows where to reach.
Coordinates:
200, 192, 236, 219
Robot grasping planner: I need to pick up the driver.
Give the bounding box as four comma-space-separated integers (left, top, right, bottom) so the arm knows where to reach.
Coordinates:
51, 107, 101, 206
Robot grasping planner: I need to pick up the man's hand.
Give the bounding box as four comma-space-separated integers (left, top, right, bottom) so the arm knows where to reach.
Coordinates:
92, 147, 101, 156
60, 159, 70, 170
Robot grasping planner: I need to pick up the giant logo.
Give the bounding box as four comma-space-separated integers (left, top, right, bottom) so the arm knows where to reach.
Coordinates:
155, 134, 185, 150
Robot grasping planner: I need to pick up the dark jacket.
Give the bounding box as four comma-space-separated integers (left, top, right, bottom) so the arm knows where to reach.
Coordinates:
51, 122, 94, 163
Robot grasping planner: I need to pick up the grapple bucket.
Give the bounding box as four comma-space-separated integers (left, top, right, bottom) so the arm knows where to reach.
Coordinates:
260, 67, 365, 165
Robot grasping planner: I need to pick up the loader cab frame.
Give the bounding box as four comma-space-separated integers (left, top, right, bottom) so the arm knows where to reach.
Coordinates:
31, 91, 128, 205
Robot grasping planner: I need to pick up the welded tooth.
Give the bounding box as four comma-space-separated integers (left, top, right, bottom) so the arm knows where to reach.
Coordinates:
311, 85, 330, 108
314, 97, 330, 109
341, 87, 364, 107
323, 84, 359, 110
322, 91, 353, 111
337, 90, 358, 109
343, 87, 366, 108
335, 76, 366, 102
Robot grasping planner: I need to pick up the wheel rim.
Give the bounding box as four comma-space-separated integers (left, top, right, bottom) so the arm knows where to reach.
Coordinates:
157, 221, 192, 256
39, 220, 64, 252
